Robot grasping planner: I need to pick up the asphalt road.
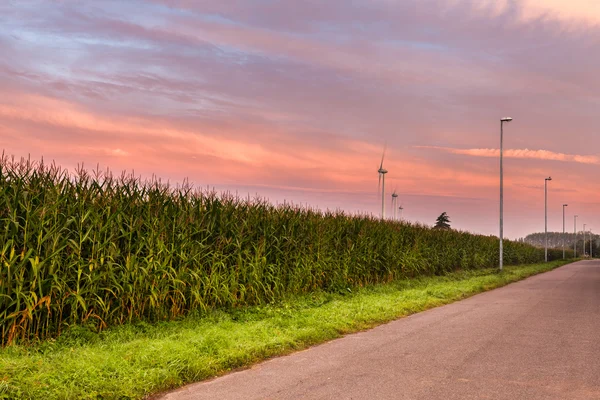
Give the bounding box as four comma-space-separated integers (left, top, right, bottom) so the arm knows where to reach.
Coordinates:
158, 260, 600, 400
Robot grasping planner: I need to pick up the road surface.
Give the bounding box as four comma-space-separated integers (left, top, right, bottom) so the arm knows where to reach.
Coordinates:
157, 260, 600, 400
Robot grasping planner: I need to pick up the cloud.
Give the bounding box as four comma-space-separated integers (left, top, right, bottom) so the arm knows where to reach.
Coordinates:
106, 148, 129, 157
523, 0, 600, 23
419, 146, 600, 165
1, 0, 600, 239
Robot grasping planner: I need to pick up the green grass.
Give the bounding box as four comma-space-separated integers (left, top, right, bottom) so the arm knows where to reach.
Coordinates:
0, 260, 572, 400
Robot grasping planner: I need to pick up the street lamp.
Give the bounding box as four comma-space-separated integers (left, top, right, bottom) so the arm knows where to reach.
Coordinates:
545, 176, 552, 262
584, 224, 587, 257
563, 204, 568, 259
590, 229, 593, 258
499, 117, 512, 271
574, 215, 578, 258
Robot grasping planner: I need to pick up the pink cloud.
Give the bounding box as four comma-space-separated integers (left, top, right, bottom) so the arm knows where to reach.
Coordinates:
522, 0, 600, 23
2, 0, 600, 239
420, 146, 600, 165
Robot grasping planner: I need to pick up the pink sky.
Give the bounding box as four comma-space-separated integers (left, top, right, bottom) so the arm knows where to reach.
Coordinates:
1, 0, 599, 239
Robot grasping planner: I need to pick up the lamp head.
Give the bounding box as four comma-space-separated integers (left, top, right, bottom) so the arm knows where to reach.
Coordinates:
564, 204, 568, 207
546, 176, 552, 181
500, 117, 513, 122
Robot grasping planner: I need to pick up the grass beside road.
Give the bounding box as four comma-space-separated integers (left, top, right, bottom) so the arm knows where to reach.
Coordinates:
0, 260, 572, 400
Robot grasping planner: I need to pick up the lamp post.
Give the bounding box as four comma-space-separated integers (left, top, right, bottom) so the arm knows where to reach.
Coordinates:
563, 204, 568, 259
499, 117, 512, 271
584, 224, 587, 257
544, 177, 552, 262
574, 215, 578, 258
590, 229, 593, 258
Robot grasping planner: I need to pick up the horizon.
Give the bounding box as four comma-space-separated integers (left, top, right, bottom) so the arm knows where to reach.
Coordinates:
1, 0, 599, 239
3, 151, 596, 242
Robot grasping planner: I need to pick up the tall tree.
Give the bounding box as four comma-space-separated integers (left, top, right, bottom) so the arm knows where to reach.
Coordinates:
434, 212, 451, 230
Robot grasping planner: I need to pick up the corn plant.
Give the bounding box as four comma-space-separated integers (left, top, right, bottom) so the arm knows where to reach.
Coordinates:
0, 155, 571, 345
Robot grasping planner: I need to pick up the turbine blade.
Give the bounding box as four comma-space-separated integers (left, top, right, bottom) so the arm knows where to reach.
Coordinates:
380, 144, 387, 169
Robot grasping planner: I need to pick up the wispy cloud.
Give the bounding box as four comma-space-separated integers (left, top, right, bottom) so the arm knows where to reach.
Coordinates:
419, 146, 600, 165
1, 0, 600, 238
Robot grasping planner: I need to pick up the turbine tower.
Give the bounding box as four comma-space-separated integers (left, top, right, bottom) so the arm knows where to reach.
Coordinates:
378, 150, 388, 219
399, 204, 404, 221
391, 190, 399, 220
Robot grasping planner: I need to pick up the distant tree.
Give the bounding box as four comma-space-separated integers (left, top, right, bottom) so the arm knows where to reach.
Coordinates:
524, 231, 599, 256
434, 212, 451, 230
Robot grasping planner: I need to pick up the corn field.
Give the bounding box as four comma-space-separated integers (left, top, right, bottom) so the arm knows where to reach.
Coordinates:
0, 156, 571, 345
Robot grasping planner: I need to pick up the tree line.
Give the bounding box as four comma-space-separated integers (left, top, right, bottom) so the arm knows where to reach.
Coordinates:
521, 232, 598, 255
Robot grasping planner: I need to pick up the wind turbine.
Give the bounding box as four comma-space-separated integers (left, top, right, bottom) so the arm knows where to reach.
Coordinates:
378, 150, 388, 219
399, 203, 404, 221
391, 189, 398, 220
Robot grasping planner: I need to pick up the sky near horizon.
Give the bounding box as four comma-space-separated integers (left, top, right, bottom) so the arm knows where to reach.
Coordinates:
1, 0, 599, 239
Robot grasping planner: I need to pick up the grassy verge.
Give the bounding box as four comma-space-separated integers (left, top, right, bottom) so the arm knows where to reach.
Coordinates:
0, 260, 572, 399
